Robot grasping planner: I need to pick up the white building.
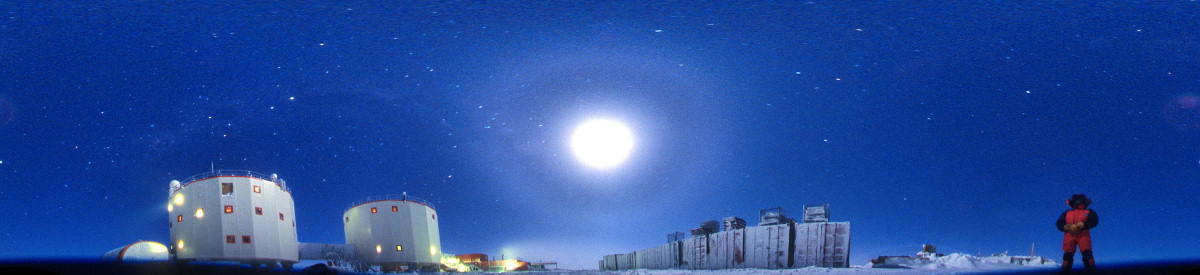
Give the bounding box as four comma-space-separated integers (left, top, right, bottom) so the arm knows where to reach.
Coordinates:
343, 193, 441, 271
168, 171, 299, 268
101, 241, 169, 263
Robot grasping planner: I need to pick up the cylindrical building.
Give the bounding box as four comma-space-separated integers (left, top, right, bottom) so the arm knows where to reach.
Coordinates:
101, 241, 169, 263
343, 193, 441, 271
168, 171, 298, 268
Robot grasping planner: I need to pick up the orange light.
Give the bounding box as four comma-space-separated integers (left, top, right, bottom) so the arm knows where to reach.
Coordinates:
375, 245, 382, 253
371, 207, 377, 213
396, 245, 403, 251
224, 205, 233, 213
253, 185, 261, 193
194, 208, 204, 218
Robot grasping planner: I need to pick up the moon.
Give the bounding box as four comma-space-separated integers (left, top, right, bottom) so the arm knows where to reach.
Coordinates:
570, 119, 635, 169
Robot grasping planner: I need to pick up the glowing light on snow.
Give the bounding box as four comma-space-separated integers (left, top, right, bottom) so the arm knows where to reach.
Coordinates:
503, 259, 521, 271
570, 119, 634, 169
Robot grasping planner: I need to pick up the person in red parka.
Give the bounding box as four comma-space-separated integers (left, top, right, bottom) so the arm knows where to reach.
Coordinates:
1057, 194, 1098, 273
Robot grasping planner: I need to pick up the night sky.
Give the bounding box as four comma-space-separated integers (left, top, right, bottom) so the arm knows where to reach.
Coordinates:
2, 1, 1199, 270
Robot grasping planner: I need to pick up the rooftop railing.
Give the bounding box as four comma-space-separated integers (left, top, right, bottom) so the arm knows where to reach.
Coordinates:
345, 193, 435, 212
181, 170, 289, 191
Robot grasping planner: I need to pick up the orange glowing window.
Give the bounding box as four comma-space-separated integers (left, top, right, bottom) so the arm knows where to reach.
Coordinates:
391, 206, 398, 212
278, 212, 285, 221
176, 215, 182, 222
396, 245, 403, 251
242, 235, 252, 243
226, 235, 235, 243
255, 207, 263, 215
224, 205, 233, 213
370, 207, 377, 213
253, 185, 261, 193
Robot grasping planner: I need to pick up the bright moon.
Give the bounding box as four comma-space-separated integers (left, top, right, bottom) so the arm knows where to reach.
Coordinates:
570, 119, 635, 169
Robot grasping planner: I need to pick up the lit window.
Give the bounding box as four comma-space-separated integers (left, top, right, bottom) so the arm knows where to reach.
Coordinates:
370, 207, 377, 213
177, 215, 182, 222
242, 235, 252, 243
224, 205, 233, 213
173, 193, 184, 206
167, 203, 173, 212
396, 245, 403, 251
279, 212, 285, 221
375, 245, 382, 253
194, 208, 204, 219
177, 240, 184, 250
221, 182, 233, 196
392, 206, 398, 212
253, 185, 261, 193
226, 235, 235, 243
255, 207, 263, 215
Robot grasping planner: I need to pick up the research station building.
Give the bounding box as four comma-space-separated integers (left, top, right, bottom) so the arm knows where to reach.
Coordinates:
168, 171, 299, 268
343, 193, 442, 271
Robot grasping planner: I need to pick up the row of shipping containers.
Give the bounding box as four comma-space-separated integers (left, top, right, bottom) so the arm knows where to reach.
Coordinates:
600, 222, 850, 270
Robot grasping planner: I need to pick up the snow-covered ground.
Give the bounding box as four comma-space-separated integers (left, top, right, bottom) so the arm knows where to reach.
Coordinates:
466, 265, 1057, 275
465, 253, 1059, 275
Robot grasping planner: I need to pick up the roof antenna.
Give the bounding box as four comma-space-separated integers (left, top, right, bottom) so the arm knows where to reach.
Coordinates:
210, 161, 215, 173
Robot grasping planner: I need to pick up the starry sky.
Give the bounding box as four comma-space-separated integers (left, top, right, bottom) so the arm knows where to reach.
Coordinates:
1, 1, 1199, 270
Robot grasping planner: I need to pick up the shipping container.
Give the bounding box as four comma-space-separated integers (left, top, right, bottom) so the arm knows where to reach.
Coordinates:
743, 223, 791, 269
705, 229, 745, 269
681, 234, 709, 269
634, 241, 680, 269
793, 222, 850, 268
602, 254, 619, 270
602, 214, 850, 270
615, 252, 636, 270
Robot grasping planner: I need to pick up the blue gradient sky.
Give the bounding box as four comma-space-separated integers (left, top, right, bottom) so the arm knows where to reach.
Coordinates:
1, 1, 1199, 269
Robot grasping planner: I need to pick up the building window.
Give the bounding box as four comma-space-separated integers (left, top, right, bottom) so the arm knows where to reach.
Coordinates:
242, 235, 252, 243
224, 205, 234, 213
279, 212, 285, 221
375, 245, 382, 253
194, 208, 204, 219
176, 215, 182, 222
221, 182, 233, 196
396, 245, 403, 251
226, 235, 235, 243
253, 185, 261, 193
392, 206, 398, 212
432, 214, 436, 220
344, 217, 349, 223
255, 207, 263, 215
370, 207, 377, 213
